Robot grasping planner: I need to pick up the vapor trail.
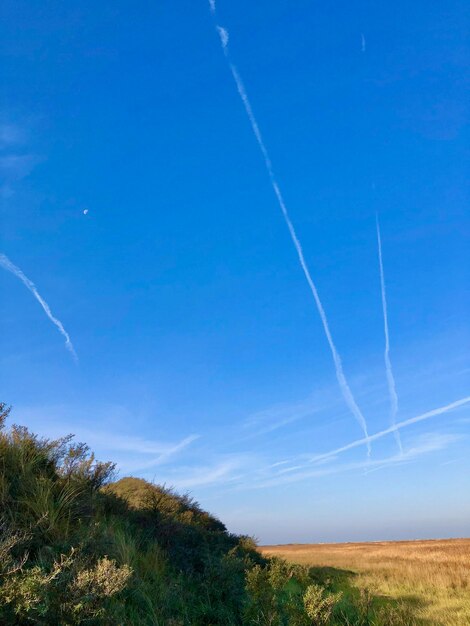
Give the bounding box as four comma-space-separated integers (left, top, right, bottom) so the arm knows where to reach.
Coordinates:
376, 216, 402, 453
0, 253, 78, 362
309, 395, 470, 465
208, 6, 371, 453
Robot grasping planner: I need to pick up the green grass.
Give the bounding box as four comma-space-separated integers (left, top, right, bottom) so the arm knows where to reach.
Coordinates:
0, 401, 434, 625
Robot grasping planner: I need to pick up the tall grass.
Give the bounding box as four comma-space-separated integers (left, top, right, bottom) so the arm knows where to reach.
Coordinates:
2, 401, 366, 625
262, 540, 470, 625
1, 401, 434, 624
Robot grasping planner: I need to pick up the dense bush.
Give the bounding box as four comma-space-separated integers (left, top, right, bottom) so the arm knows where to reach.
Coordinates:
0, 402, 407, 625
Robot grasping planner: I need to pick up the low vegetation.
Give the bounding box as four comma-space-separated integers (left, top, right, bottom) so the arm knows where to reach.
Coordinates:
0, 401, 458, 624
262, 540, 470, 625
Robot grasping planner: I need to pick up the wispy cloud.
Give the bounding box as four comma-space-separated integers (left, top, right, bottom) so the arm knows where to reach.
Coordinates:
242, 392, 336, 438
0, 253, 78, 362
0, 154, 38, 178
376, 215, 402, 453
361, 33, 366, 53
440, 458, 462, 467
0, 154, 41, 198
86, 431, 199, 471
236, 395, 470, 490
207, 6, 371, 453
156, 454, 253, 490
81, 429, 198, 455
0, 123, 25, 148
217, 25, 229, 50
307, 395, 470, 465
252, 432, 460, 488
12, 403, 199, 473
163, 462, 236, 489
108, 436, 200, 473
0, 122, 40, 197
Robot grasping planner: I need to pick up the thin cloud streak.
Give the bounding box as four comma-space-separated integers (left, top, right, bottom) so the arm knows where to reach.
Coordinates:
208, 5, 371, 453
376, 215, 402, 453
157, 454, 255, 490
309, 395, 470, 466
0, 253, 77, 362
165, 462, 236, 489
253, 432, 459, 488
217, 25, 229, 50
84, 431, 200, 457
116, 435, 200, 472
241, 394, 333, 439
75, 430, 200, 473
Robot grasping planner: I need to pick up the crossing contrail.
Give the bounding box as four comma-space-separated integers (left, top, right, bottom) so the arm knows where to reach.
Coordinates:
308, 395, 470, 465
376, 216, 402, 453
207, 5, 371, 453
0, 253, 78, 362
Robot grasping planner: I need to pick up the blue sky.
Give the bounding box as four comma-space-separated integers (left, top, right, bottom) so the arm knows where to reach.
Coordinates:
1, 0, 469, 544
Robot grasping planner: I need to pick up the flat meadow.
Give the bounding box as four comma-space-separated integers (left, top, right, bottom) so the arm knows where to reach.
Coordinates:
261, 538, 470, 625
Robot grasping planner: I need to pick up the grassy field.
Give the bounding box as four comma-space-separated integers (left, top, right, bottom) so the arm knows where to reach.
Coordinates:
261, 539, 470, 625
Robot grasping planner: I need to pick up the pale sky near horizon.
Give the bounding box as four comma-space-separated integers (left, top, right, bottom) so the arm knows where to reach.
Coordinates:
1, 0, 469, 544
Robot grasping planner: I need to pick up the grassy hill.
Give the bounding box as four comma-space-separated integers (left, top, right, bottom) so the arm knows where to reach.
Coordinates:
0, 401, 425, 625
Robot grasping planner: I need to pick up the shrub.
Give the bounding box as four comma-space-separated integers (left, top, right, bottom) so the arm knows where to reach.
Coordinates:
0, 402, 342, 625
303, 583, 341, 625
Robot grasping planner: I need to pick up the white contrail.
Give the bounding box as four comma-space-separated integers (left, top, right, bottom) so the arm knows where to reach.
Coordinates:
0, 253, 78, 362
217, 25, 229, 50
208, 5, 371, 453
376, 215, 402, 453
309, 395, 470, 465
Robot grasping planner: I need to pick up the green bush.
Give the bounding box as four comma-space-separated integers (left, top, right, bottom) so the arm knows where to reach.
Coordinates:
0, 402, 379, 625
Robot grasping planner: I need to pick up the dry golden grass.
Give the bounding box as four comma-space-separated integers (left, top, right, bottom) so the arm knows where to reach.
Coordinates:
261, 538, 470, 625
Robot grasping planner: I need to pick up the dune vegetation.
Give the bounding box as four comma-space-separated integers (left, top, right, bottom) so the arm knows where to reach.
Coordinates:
262, 540, 470, 625
0, 400, 455, 625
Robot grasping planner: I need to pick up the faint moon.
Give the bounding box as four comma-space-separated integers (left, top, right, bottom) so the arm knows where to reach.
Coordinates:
83, 209, 89, 215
